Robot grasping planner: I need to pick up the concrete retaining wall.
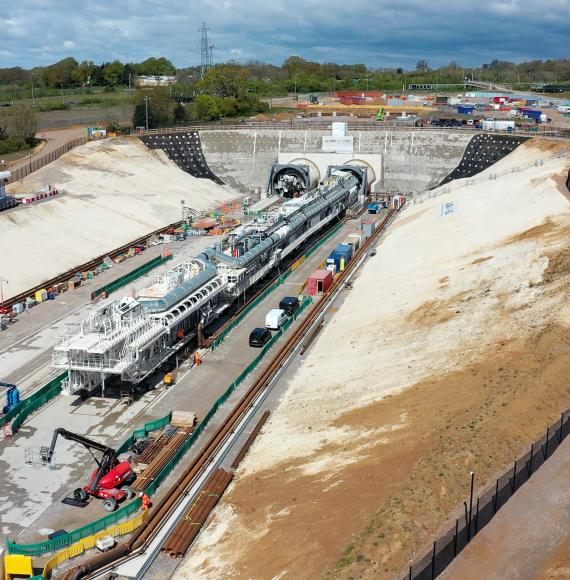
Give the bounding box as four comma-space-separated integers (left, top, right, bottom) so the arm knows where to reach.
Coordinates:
200, 129, 473, 194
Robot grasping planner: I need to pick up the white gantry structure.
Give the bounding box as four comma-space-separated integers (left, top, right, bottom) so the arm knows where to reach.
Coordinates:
53, 173, 360, 395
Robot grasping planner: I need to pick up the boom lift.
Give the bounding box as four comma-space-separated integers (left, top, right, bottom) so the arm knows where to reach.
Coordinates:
0, 382, 20, 414
42, 428, 136, 512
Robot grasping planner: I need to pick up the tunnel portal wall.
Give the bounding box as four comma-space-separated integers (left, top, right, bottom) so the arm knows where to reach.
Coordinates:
199, 129, 474, 195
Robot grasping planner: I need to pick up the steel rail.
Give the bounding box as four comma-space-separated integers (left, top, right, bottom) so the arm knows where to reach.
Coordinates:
2, 220, 185, 311
62, 206, 401, 580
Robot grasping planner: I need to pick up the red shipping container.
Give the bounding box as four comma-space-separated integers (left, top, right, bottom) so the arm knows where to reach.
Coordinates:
307, 269, 333, 295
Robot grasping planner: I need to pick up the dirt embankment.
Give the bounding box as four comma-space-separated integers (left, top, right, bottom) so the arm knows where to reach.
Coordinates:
175, 142, 570, 580
183, 251, 570, 580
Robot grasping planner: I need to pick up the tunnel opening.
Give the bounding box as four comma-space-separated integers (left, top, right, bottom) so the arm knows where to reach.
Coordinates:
327, 165, 370, 196
267, 163, 319, 198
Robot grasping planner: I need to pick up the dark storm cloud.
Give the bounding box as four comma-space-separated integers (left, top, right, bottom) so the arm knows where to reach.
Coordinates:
0, 0, 568, 68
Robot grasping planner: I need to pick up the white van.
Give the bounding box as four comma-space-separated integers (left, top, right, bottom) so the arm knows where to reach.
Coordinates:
265, 308, 287, 330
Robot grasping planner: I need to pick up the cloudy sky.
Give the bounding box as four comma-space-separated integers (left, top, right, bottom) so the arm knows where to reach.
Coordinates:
1, 0, 569, 69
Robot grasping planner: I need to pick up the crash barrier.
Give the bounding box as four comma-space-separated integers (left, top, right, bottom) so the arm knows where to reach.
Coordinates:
406, 409, 570, 579
6, 297, 312, 557
91, 254, 173, 301
40, 510, 150, 579
1, 372, 67, 433
19, 189, 60, 204
6, 138, 88, 184
211, 221, 342, 351
116, 411, 173, 455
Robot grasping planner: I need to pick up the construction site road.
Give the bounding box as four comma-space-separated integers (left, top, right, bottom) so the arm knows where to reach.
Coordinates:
0, 235, 220, 400
4, 127, 86, 172
3, 218, 358, 547
443, 436, 570, 579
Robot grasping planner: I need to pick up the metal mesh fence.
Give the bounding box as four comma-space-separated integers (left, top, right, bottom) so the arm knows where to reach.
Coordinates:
406, 409, 570, 579
6, 137, 88, 184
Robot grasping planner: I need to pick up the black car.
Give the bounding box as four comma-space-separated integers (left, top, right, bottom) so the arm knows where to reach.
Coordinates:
278, 296, 300, 316
249, 327, 271, 348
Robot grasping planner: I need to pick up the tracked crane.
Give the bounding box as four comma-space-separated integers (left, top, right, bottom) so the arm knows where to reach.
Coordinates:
42, 428, 136, 512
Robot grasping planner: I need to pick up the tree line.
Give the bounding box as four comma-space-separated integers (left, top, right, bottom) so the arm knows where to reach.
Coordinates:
132, 65, 268, 128
1, 55, 569, 95
0, 57, 176, 89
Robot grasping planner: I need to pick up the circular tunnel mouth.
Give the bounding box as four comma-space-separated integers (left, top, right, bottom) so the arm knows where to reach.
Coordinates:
272, 167, 309, 198
334, 168, 364, 189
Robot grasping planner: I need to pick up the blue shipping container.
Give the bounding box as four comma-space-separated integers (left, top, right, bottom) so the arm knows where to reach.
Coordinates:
328, 252, 348, 272
336, 243, 354, 260
522, 109, 542, 120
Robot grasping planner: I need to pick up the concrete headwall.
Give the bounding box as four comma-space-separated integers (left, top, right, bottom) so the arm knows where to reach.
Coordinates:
200, 129, 473, 194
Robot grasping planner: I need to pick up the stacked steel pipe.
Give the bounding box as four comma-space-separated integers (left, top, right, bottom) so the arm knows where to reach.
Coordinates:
161, 469, 233, 558
135, 428, 193, 492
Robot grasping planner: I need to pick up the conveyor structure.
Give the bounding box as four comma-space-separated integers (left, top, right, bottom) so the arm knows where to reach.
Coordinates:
53, 173, 360, 395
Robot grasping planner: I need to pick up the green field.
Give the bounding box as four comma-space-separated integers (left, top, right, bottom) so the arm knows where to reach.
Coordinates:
0, 85, 133, 110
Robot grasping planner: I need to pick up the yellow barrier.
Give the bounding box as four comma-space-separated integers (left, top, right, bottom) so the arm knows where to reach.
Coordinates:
291, 255, 305, 271
41, 511, 149, 578
5, 554, 34, 580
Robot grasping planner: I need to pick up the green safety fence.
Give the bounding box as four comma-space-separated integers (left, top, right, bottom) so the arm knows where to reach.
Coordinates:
6, 296, 312, 557
211, 220, 341, 352
305, 221, 343, 258
91, 254, 173, 300
144, 295, 313, 497
212, 270, 292, 351
6, 413, 172, 556
115, 411, 173, 455
210, 222, 341, 352
1, 371, 67, 431
6, 498, 143, 557
6, 241, 324, 557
